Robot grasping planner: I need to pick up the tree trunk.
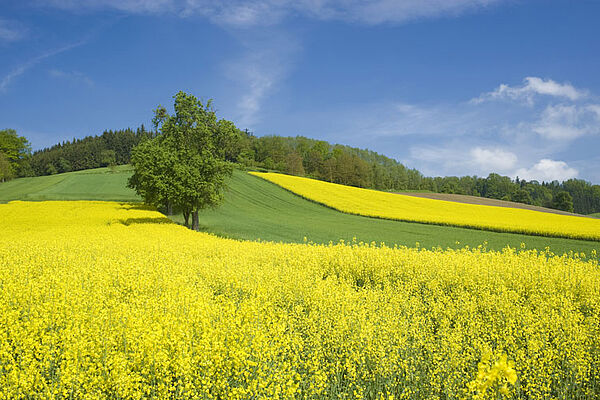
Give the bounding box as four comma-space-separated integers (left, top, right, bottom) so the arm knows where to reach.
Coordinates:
166, 201, 173, 216
192, 211, 199, 231
183, 211, 190, 228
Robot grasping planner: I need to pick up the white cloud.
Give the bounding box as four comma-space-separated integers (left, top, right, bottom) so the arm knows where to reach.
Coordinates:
49, 69, 95, 87
514, 159, 578, 182
470, 147, 517, 171
0, 18, 26, 42
472, 77, 586, 105
533, 104, 600, 140
0, 42, 84, 93
409, 145, 517, 176
40, 0, 506, 27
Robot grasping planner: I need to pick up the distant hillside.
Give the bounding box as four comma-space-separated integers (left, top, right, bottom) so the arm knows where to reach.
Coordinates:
7, 128, 600, 215
0, 165, 138, 203
398, 192, 589, 218
1, 167, 598, 255
253, 172, 600, 242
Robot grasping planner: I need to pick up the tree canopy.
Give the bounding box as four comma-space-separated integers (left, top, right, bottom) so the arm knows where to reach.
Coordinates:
0, 129, 32, 181
553, 191, 574, 212
128, 92, 233, 230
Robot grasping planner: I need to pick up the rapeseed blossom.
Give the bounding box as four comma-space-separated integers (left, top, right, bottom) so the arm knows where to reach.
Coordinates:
252, 172, 600, 241
0, 201, 599, 399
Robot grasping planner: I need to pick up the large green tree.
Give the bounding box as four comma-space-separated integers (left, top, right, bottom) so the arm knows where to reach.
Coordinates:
128, 139, 179, 213
128, 92, 233, 230
0, 129, 32, 179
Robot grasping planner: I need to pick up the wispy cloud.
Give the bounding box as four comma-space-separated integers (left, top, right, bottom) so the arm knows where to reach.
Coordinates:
38, 0, 508, 130
0, 42, 85, 93
0, 18, 26, 43
303, 76, 598, 180
224, 32, 300, 128
40, 0, 506, 27
49, 69, 94, 87
472, 77, 587, 105
300, 0, 503, 25
318, 102, 489, 141
532, 104, 600, 140
183, 1, 288, 27
41, 0, 175, 14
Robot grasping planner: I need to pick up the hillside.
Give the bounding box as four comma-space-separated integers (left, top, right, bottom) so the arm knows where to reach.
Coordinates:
252, 172, 600, 242
0, 165, 138, 202
16, 128, 600, 215
1, 167, 599, 255
398, 192, 588, 217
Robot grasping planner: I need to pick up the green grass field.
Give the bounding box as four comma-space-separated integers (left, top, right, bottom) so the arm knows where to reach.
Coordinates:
0, 165, 138, 202
590, 212, 600, 218
1, 167, 599, 255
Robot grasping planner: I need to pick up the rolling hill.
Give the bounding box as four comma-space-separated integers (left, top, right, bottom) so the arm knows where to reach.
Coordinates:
0, 165, 138, 202
252, 172, 600, 242
397, 192, 585, 217
1, 167, 599, 255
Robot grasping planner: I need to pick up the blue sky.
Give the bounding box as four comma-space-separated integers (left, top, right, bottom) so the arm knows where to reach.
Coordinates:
1, 0, 599, 183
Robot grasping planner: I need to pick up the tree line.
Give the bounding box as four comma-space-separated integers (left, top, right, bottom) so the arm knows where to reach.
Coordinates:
29, 126, 156, 175
2, 109, 600, 215
229, 135, 597, 214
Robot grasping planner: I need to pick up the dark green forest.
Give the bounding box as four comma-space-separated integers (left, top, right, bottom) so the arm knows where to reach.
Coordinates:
2, 127, 600, 215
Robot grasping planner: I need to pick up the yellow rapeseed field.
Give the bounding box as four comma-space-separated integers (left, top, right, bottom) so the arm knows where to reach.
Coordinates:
251, 172, 600, 242
1, 201, 599, 399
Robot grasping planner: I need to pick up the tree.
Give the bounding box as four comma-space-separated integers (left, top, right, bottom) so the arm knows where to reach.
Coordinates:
0, 129, 32, 179
512, 189, 532, 204
553, 191, 574, 212
100, 149, 117, 167
129, 92, 233, 230
286, 152, 305, 176
483, 173, 514, 200
0, 152, 14, 182
46, 163, 58, 175
57, 157, 72, 173
128, 139, 178, 215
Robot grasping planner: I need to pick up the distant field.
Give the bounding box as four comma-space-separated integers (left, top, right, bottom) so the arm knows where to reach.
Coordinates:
0, 165, 138, 203
590, 212, 600, 218
2, 167, 599, 255
252, 172, 600, 242
399, 192, 586, 217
